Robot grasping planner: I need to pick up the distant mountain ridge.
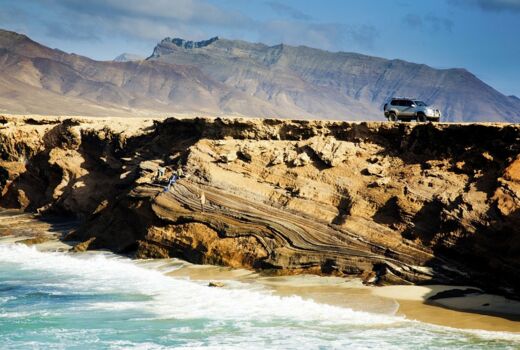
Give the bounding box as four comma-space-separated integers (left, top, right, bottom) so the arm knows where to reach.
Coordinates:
113, 53, 144, 62
0, 28, 518, 121
155, 36, 219, 51
149, 36, 520, 122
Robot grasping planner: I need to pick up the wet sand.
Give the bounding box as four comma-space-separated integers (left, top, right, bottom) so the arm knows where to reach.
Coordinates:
161, 260, 520, 333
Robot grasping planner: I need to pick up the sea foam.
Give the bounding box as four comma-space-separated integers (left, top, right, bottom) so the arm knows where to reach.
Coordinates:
0, 244, 398, 325
1, 243, 519, 349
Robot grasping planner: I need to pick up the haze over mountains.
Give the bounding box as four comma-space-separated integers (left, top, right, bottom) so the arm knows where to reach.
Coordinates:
0, 28, 518, 122
113, 53, 145, 62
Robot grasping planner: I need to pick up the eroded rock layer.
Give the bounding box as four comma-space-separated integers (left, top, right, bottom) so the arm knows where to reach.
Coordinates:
1, 116, 519, 296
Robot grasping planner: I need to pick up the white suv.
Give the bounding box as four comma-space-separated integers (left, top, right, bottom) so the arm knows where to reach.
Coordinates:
383, 98, 441, 122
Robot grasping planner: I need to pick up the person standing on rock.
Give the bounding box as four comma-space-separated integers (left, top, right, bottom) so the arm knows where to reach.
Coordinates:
177, 166, 184, 178
200, 191, 206, 212
156, 167, 165, 182
164, 173, 178, 192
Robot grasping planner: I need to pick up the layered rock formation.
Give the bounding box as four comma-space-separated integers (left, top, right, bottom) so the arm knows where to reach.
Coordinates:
1, 116, 519, 297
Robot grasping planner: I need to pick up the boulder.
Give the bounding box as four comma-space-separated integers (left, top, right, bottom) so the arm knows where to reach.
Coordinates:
269, 151, 284, 166
307, 137, 351, 167
362, 164, 385, 177
139, 160, 162, 172
220, 151, 238, 163
72, 237, 96, 252
292, 152, 311, 167
208, 281, 225, 288
238, 147, 254, 162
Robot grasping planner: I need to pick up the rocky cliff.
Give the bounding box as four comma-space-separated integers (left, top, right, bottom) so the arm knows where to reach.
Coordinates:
1, 116, 519, 297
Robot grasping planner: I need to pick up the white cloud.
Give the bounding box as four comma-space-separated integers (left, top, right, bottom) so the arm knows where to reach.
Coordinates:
258, 21, 378, 51
1, 0, 379, 54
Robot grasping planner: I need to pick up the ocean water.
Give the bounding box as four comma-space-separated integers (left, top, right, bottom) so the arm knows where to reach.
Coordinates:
0, 244, 519, 350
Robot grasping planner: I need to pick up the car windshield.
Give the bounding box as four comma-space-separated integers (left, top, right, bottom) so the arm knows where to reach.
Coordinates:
413, 100, 428, 106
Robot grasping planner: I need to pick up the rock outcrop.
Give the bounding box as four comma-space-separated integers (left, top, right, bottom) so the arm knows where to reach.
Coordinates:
1, 115, 520, 297
153, 36, 220, 52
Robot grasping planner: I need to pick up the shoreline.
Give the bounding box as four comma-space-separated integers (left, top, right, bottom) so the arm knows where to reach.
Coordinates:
159, 258, 520, 333
1, 214, 519, 334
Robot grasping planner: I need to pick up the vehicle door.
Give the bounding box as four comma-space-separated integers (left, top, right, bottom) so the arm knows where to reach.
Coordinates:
402, 100, 415, 117
390, 99, 402, 115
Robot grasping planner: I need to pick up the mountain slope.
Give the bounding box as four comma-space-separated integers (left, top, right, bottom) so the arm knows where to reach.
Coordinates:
150, 37, 520, 122
0, 30, 241, 117
0, 29, 519, 121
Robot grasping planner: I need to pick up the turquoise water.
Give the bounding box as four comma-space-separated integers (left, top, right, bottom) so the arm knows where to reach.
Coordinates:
0, 244, 519, 349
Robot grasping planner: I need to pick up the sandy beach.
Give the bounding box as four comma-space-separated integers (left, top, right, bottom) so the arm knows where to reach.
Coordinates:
1, 210, 519, 334
2, 240, 520, 333
161, 259, 520, 333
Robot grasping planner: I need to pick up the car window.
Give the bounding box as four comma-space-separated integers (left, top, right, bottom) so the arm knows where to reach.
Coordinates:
391, 100, 399, 106
403, 100, 412, 107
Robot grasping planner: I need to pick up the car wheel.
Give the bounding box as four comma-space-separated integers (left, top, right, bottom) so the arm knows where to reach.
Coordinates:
417, 113, 427, 122
388, 112, 397, 122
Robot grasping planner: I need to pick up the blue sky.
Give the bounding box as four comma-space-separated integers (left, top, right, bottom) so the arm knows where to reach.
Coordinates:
1, 0, 519, 96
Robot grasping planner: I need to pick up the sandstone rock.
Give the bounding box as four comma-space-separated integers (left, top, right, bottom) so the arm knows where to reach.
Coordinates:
493, 155, 520, 216
503, 155, 520, 182
16, 235, 51, 246
307, 137, 348, 167
135, 240, 169, 259
367, 156, 380, 164
220, 151, 238, 163
291, 152, 311, 167
368, 177, 390, 188
141, 223, 268, 268
362, 164, 385, 177
0, 227, 13, 236
453, 161, 466, 173
269, 151, 284, 166
283, 149, 298, 164
3, 116, 520, 297
139, 160, 162, 172
72, 237, 96, 252
43, 120, 81, 150
361, 270, 378, 285
482, 152, 494, 162
16, 189, 30, 209
208, 281, 225, 287
238, 148, 253, 162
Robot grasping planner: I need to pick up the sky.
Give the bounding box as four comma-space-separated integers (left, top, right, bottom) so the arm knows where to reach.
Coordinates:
0, 0, 519, 97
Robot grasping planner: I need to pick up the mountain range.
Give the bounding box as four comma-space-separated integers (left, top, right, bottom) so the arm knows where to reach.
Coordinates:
0, 28, 518, 122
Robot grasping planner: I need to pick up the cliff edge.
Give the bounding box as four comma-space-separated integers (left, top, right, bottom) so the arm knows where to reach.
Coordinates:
1, 115, 519, 296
